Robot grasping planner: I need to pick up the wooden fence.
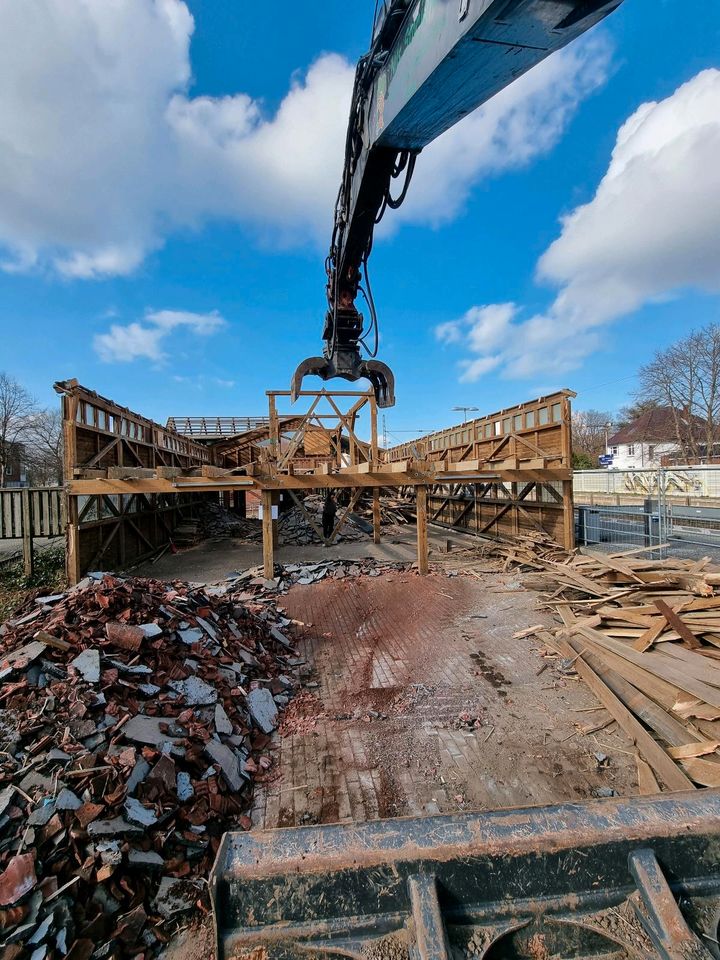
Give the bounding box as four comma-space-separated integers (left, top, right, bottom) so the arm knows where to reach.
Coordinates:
0, 487, 64, 575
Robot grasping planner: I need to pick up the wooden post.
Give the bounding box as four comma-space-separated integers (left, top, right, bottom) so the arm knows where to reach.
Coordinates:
63, 394, 82, 586
416, 485, 429, 575
268, 394, 279, 465
262, 489, 274, 580
21, 487, 34, 578
373, 486, 381, 545
370, 395, 379, 463
561, 393, 576, 550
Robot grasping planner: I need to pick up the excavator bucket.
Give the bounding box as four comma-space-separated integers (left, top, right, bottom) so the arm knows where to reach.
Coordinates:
210, 791, 720, 960
291, 353, 395, 408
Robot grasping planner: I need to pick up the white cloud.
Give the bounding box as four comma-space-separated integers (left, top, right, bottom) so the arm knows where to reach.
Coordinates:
94, 308, 225, 362
0, 0, 612, 278
440, 69, 720, 381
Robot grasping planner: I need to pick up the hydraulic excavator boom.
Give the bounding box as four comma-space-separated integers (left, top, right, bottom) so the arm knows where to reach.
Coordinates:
292, 0, 624, 407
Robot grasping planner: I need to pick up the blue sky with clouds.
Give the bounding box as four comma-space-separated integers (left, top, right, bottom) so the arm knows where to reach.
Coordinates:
1, 0, 719, 444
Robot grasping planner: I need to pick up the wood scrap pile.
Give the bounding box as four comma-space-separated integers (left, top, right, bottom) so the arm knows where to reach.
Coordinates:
488, 535, 720, 793
0, 574, 300, 958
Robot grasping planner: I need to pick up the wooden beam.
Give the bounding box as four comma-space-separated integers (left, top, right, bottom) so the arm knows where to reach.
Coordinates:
546, 632, 693, 792
416, 485, 429, 576
373, 487, 381, 545
262, 489, 274, 581
63, 393, 82, 586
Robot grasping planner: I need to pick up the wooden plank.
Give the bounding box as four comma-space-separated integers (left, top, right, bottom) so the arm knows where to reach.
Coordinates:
107, 467, 156, 480
679, 757, 720, 787
653, 599, 702, 650
416, 485, 429, 576
575, 627, 720, 709
633, 617, 668, 652
548, 633, 693, 791
565, 635, 697, 748
667, 741, 720, 760
636, 755, 661, 795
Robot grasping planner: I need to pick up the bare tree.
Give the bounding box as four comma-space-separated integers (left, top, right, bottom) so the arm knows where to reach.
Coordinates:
615, 399, 658, 430
638, 323, 720, 460
25, 408, 63, 485
572, 409, 614, 465
0, 372, 37, 486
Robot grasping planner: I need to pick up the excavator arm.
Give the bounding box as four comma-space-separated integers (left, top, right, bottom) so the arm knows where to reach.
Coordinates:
292, 0, 624, 408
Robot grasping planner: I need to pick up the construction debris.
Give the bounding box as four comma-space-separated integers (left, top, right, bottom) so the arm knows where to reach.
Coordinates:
0, 572, 301, 958
225, 557, 410, 594
278, 503, 364, 545
487, 534, 720, 793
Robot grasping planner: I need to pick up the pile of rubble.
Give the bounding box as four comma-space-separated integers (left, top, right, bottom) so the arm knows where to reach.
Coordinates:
227, 557, 411, 594
278, 504, 365, 546
197, 502, 262, 542
0, 573, 299, 958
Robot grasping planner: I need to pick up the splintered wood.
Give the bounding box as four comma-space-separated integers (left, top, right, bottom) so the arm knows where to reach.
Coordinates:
487, 534, 720, 793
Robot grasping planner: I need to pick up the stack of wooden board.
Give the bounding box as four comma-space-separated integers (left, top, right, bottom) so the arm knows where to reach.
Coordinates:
487, 535, 720, 793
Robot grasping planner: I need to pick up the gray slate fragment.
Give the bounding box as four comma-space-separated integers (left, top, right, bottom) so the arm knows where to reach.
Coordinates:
87, 817, 144, 838
109, 660, 152, 675
19, 771, 63, 794
152, 877, 200, 919
124, 796, 158, 827
214, 704, 233, 736
128, 849, 165, 870
34, 594, 65, 607
126, 758, 151, 795
195, 617, 217, 640
235, 648, 259, 668
178, 628, 203, 646
137, 683, 161, 697
139, 623, 163, 638
28, 914, 53, 945
56, 789, 82, 811
176, 772, 194, 802
0, 787, 14, 817
28, 801, 56, 827
205, 741, 244, 791
247, 687, 279, 734
123, 716, 181, 749
168, 676, 217, 706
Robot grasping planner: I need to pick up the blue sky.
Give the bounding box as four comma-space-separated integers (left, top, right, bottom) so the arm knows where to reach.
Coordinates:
1, 0, 719, 445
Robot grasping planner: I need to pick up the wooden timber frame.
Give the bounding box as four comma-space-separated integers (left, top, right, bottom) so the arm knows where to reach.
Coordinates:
57, 380, 218, 584
63, 383, 575, 583
385, 390, 576, 549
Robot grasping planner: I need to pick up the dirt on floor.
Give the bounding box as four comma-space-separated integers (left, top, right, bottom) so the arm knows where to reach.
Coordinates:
251, 565, 638, 829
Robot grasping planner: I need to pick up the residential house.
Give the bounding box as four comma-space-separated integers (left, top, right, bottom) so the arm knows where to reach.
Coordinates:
604, 408, 702, 470
1, 441, 28, 487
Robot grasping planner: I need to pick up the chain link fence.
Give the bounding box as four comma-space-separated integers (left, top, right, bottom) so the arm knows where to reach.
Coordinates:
574, 467, 720, 561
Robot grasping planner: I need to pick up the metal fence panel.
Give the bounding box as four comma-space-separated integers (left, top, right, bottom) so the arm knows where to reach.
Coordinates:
574, 468, 720, 560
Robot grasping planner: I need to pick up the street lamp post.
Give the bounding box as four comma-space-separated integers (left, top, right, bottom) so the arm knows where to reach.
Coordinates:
452, 405, 479, 424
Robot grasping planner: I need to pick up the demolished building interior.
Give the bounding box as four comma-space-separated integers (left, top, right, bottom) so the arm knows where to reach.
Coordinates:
3, 0, 720, 955
3, 375, 720, 959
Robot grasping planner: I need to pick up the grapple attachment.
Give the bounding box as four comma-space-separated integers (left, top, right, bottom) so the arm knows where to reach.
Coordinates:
291, 346, 395, 407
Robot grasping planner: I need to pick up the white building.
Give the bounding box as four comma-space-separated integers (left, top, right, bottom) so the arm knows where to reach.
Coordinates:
605, 408, 687, 470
